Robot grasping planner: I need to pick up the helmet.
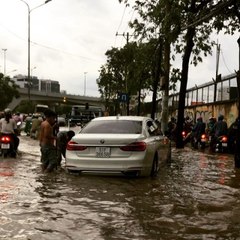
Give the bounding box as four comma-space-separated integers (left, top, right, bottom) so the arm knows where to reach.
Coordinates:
4, 108, 11, 114
4, 108, 12, 118
218, 115, 224, 121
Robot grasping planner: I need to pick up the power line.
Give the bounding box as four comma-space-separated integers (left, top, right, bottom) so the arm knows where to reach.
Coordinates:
0, 22, 102, 63
220, 49, 232, 73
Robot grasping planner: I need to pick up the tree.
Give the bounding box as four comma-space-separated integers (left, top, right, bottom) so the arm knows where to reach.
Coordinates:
0, 73, 19, 110
175, 0, 240, 148
119, 0, 181, 133
119, 0, 240, 148
97, 42, 155, 115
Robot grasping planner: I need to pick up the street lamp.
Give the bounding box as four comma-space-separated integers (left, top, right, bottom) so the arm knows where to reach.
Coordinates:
6, 69, 17, 76
19, 0, 52, 100
84, 72, 87, 96
2, 49, 7, 75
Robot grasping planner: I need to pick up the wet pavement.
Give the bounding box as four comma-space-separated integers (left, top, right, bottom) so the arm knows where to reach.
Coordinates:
0, 128, 240, 239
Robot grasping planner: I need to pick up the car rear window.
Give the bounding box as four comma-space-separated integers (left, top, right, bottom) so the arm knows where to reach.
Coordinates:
81, 120, 142, 134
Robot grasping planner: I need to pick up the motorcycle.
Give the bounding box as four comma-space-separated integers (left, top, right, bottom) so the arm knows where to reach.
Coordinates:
200, 133, 209, 149
209, 135, 228, 153
191, 133, 207, 149
16, 121, 22, 136
0, 134, 17, 158
215, 135, 228, 153
182, 130, 193, 145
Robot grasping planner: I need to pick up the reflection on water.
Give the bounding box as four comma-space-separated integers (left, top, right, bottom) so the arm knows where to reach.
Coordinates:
0, 137, 240, 239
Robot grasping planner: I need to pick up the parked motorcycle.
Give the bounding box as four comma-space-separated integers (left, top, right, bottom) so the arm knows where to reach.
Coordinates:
0, 134, 17, 158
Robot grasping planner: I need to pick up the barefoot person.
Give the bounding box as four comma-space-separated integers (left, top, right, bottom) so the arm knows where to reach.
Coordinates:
39, 109, 57, 173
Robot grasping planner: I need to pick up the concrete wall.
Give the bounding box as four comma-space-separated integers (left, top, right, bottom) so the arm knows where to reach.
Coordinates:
173, 100, 238, 126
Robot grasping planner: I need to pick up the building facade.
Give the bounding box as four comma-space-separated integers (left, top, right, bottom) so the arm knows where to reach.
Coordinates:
12, 75, 60, 93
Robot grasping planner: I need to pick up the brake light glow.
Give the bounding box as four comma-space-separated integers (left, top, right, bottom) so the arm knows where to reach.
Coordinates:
120, 141, 146, 151
201, 134, 207, 140
67, 141, 87, 151
1, 136, 11, 143
222, 136, 228, 142
182, 131, 186, 137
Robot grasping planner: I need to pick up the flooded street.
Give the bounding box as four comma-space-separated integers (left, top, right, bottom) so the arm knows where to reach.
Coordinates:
1, 130, 240, 239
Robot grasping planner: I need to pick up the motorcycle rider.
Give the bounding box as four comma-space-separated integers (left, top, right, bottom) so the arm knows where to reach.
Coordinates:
0, 108, 20, 156
228, 117, 239, 153
213, 115, 228, 138
210, 114, 228, 152
207, 117, 216, 138
191, 117, 206, 148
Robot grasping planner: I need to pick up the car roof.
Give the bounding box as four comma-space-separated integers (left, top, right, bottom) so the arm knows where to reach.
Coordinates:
92, 116, 151, 122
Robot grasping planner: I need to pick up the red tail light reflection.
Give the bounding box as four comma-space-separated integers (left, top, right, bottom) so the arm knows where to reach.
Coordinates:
201, 134, 207, 140
120, 142, 146, 151
1, 136, 11, 143
222, 136, 228, 142
67, 141, 87, 151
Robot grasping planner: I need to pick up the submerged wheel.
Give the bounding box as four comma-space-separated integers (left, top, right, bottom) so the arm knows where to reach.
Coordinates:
67, 169, 81, 174
151, 155, 159, 177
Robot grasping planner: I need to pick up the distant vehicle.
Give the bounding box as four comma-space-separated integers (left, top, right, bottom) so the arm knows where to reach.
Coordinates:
68, 105, 103, 125
57, 116, 67, 126
34, 104, 49, 116
65, 116, 171, 177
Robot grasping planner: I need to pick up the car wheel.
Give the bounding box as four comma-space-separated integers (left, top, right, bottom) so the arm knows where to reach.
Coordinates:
122, 171, 139, 177
151, 155, 159, 177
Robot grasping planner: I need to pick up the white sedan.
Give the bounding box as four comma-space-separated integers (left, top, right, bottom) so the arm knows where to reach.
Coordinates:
65, 116, 171, 177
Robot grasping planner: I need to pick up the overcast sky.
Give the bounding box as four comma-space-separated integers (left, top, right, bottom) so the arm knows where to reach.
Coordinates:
0, 0, 239, 98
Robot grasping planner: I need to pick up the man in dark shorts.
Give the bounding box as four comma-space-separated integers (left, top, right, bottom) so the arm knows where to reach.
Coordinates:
39, 109, 57, 173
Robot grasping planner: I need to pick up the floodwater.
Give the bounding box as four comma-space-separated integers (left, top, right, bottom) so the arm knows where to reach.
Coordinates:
0, 129, 240, 240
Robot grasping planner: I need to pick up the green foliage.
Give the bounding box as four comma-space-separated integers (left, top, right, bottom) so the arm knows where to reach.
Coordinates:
15, 100, 34, 114
0, 73, 19, 110
97, 41, 157, 104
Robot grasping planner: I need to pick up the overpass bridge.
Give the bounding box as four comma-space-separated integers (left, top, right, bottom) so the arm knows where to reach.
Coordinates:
8, 88, 104, 110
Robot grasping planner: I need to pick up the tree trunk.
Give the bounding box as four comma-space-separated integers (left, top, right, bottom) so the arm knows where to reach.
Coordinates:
175, 27, 195, 148
161, 39, 170, 134
137, 88, 141, 116
151, 41, 162, 119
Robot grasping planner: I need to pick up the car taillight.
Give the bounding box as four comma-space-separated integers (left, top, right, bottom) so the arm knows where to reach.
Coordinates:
222, 136, 228, 142
182, 131, 186, 137
1, 136, 11, 143
67, 141, 87, 151
120, 142, 146, 151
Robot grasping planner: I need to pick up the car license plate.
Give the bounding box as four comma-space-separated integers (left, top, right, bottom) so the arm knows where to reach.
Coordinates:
96, 147, 111, 158
222, 143, 227, 147
1, 143, 10, 149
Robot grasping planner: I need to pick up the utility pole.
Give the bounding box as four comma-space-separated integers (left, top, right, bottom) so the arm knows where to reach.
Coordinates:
234, 37, 240, 168
213, 43, 221, 103
116, 32, 133, 115
116, 32, 133, 44
84, 72, 87, 96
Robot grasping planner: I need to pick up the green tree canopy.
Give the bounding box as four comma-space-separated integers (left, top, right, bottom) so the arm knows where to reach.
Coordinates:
0, 73, 19, 111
